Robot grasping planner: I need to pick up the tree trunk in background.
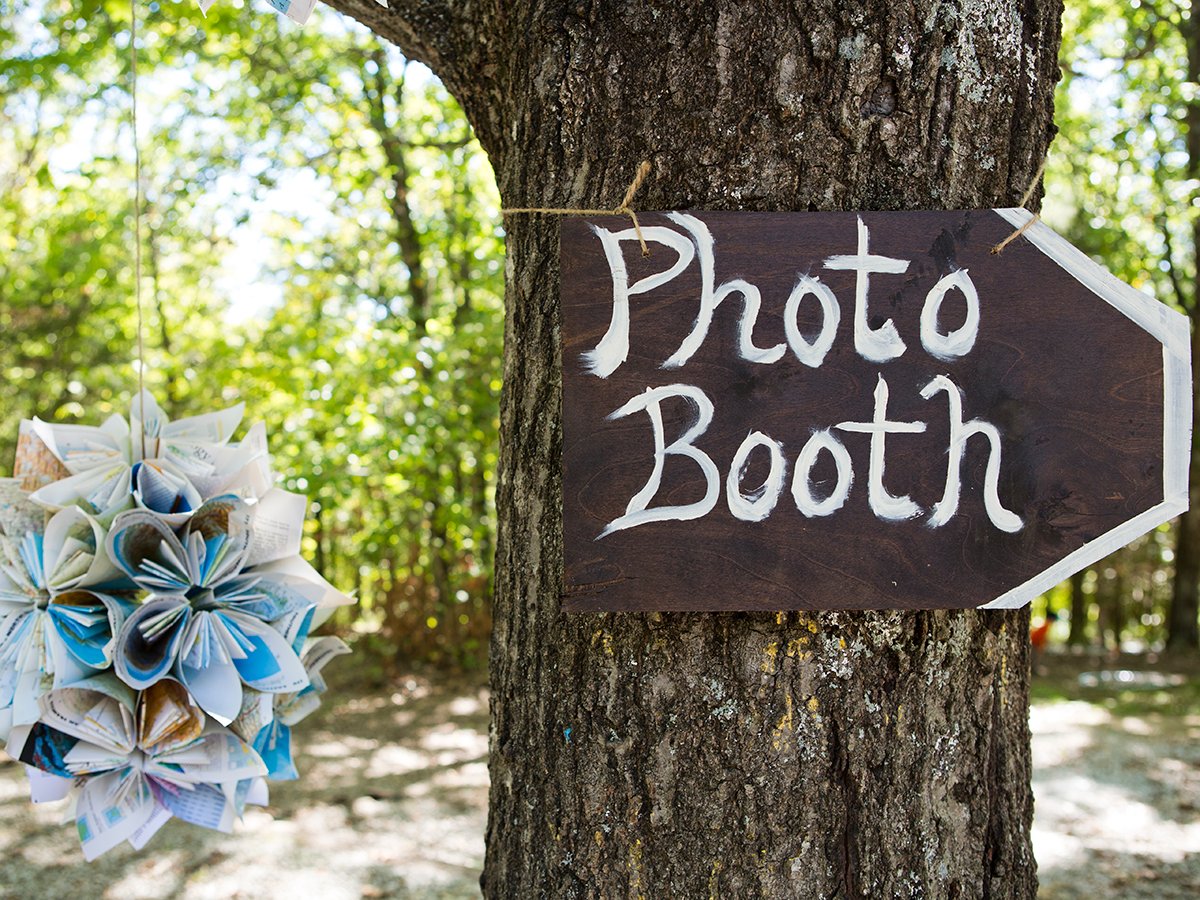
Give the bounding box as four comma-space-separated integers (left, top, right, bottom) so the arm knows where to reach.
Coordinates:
1068, 569, 1089, 646
1098, 567, 1124, 652
325, 1, 1061, 896
1166, 8, 1200, 653
1168, 500, 1200, 650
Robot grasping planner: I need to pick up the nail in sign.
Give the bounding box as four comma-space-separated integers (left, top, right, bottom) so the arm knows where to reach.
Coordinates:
560, 210, 1191, 612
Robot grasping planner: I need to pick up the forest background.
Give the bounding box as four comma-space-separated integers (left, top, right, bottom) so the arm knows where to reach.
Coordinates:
0, 0, 1196, 667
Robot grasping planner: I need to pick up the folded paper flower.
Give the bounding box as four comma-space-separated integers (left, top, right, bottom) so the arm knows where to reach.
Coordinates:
6, 674, 268, 860
106, 494, 350, 723
26, 391, 271, 526
0, 391, 354, 859
0, 499, 137, 739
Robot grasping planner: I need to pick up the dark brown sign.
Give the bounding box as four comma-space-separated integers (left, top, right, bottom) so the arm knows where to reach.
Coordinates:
560, 210, 1191, 612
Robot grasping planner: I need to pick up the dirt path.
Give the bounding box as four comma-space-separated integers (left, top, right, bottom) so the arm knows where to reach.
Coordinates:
1030, 659, 1200, 900
1, 661, 1196, 899
0, 673, 490, 900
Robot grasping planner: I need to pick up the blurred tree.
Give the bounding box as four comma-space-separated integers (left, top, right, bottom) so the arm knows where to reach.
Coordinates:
0, 1, 504, 667
1050, 0, 1199, 651
1067, 569, 1089, 645
0, 0, 272, 437
221, 27, 504, 667
1, 0, 145, 436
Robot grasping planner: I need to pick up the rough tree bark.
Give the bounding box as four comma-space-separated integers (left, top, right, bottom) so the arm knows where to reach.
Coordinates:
322, 1, 1062, 896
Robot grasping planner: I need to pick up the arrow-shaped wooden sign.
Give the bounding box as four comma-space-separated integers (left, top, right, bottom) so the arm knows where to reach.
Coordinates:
560, 209, 1191, 612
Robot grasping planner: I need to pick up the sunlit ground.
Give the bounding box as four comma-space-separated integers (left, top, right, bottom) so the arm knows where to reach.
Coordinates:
0, 673, 489, 900
1031, 656, 1200, 899
2, 657, 1198, 899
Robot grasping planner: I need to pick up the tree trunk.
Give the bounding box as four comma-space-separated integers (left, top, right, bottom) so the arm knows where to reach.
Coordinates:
1098, 565, 1124, 653
1167, 227, 1200, 652
1166, 5, 1200, 652
325, 1, 1062, 896
1068, 568, 1088, 646
1168, 491, 1200, 649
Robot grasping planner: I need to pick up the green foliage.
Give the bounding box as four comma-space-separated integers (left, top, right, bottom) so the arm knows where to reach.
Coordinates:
0, 2, 503, 668
1, 1, 141, 434
1048, 0, 1195, 313
1041, 0, 1196, 651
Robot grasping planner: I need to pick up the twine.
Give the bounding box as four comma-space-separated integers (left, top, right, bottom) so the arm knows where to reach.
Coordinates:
501, 161, 653, 257
130, 0, 147, 458
505, 157, 1045, 259
991, 156, 1048, 255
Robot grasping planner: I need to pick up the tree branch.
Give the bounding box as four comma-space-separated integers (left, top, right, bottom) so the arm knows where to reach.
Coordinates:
319, 0, 509, 157
320, 0, 498, 86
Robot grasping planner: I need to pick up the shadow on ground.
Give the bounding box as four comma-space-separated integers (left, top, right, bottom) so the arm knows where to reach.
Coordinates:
0, 668, 490, 900
1031, 652, 1200, 899
3, 651, 1199, 899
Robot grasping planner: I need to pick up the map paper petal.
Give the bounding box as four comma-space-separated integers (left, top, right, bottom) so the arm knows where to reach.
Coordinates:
137, 677, 206, 753
252, 719, 297, 780
177, 655, 244, 726
248, 555, 356, 623
30, 418, 126, 475
43, 506, 126, 591
75, 769, 156, 861
115, 598, 192, 690
243, 489, 306, 567
106, 510, 191, 592
48, 590, 135, 670
158, 781, 238, 832
28, 462, 134, 526
13, 422, 71, 490
222, 613, 310, 694
127, 803, 173, 851
25, 763, 72, 802
0, 478, 45, 539
7, 721, 78, 777
131, 459, 204, 523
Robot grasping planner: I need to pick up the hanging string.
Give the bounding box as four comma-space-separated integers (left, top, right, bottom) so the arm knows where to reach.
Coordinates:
501, 161, 653, 257
130, 0, 147, 458
991, 156, 1049, 255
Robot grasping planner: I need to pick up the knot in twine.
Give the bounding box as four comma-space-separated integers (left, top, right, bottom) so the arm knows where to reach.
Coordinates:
991, 156, 1048, 255
501, 161, 653, 257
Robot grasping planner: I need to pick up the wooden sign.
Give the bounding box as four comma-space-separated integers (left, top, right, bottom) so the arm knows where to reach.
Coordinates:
560, 210, 1192, 612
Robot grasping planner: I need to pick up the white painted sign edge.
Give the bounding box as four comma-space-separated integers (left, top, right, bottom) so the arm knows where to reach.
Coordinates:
980, 208, 1192, 609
